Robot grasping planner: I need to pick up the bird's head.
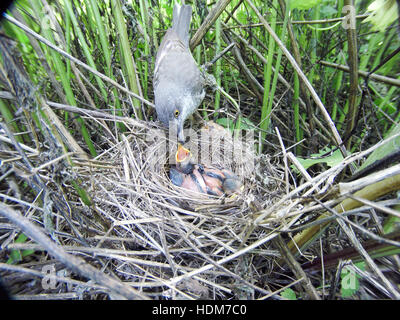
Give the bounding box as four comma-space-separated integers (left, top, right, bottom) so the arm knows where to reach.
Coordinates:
175, 143, 193, 174
154, 86, 191, 144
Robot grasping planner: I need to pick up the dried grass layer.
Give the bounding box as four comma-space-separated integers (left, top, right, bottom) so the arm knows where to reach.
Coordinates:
1, 118, 289, 300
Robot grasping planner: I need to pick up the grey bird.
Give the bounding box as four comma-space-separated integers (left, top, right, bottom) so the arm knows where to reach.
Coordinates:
153, 3, 205, 144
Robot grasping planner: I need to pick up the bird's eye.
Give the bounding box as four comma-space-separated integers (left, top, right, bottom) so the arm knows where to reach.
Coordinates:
174, 109, 180, 118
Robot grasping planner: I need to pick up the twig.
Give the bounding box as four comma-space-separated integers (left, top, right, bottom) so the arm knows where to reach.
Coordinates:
221, 30, 264, 100
301, 229, 400, 272
203, 42, 235, 71
0, 262, 108, 292
31, 152, 76, 175
328, 260, 347, 299
319, 61, 400, 87
224, 22, 308, 110
0, 36, 88, 158
279, 0, 315, 144
335, 209, 400, 299
286, 152, 313, 182
222, 14, 370, 29
255, 131, 400, 225
165, 230, 280, 287
0, 203, 149, 300
273, 235, 321, 300
245, 0, 348, 158
0, 134, 38, 154
343, 0, 359, 151
190, 0, 231, 50
348, 194, 400, 219
172, 217, 276, 298
3, 13, 154, 108
258, 277, 304, 300
348, 263, 395, 298
0, 91, 149, 130
275, 127, 290, 194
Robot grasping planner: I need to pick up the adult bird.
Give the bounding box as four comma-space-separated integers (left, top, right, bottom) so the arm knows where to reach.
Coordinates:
153, 3, 206, 144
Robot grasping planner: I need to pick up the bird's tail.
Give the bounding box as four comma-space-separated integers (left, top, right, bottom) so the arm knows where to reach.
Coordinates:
172, 3, 192, 47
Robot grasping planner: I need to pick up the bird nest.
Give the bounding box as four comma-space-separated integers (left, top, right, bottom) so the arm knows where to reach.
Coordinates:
66, 118, 287, 299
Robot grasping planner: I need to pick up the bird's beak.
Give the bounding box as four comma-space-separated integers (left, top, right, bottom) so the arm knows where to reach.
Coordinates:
176, 144, 191, 163
177, 121, 185, 144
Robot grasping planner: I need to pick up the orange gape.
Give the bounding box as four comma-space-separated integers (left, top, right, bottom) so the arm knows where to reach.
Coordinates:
170, 144, 242, 196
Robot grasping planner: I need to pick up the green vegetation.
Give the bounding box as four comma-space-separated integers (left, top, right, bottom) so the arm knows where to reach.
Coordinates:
0, 0, 399, 300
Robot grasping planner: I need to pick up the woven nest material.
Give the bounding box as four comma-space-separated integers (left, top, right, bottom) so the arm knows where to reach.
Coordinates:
69, 119, 286, 298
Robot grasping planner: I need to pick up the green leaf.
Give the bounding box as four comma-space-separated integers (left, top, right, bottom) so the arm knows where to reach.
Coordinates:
320, 5, 337, 17
363, 0, 399, 32
71, 180, 92, 206
22, 249, 35, 257
293, 147, 345, 172
290, 0, 322, 10
383, 213, 400, 234
280, 288, 297, 300
236, 10, 247, 24
7, 249, 22, 264
6, 233, 34, 264
238, 117, 255, 130
216, 117, 255, 131
357, 121, 400, 172
216, 117, 234, 129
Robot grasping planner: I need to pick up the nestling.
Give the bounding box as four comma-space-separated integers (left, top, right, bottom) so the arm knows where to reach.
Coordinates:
170, 144, 243, 196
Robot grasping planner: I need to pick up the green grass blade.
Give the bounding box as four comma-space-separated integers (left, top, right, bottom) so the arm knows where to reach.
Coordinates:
111, 0, 143, 119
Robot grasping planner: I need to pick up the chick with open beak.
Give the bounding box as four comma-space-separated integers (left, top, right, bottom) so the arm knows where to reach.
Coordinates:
169, 144, 243, 196
169, 144, 207, 194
